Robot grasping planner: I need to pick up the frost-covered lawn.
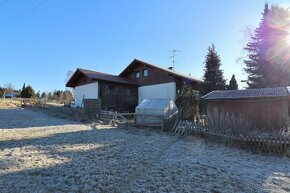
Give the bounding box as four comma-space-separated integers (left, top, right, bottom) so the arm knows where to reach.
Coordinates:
0, 108, 290, 193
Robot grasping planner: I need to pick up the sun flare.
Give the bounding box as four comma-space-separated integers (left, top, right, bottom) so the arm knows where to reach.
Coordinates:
288, 17, 290, 44
288, 26, 290, 44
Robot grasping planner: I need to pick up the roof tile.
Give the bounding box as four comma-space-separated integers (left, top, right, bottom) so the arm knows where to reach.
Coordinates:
202, 87, 289, 100
78, 68, 137, 85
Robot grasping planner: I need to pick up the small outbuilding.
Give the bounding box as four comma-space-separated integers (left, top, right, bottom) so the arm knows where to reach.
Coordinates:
202, 87, 290, 132
135, 98, 178, 131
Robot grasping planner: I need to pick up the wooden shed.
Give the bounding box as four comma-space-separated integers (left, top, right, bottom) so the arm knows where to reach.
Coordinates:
202, 87, 290, 131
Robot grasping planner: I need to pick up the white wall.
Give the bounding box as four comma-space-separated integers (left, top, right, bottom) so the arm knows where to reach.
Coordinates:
138, 82, 176, 104
74, 82, 99, 107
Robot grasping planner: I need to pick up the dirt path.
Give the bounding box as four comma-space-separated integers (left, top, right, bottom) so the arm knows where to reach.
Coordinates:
0, 108, 289, 193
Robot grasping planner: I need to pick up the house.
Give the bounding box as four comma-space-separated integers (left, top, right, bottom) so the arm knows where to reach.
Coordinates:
66, 59, 203, 112
3, 92, 19, 98
202, 87, 290, 131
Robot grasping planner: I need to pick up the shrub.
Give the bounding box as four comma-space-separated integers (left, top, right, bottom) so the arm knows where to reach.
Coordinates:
176, 85, 199, 122
21, 85, 36, 98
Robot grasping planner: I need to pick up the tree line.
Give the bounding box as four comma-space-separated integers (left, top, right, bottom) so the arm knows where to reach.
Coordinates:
177, 3, 289, 120
0, 83, 19, 97
202, 3, 290, 95
0, 83, 73, 104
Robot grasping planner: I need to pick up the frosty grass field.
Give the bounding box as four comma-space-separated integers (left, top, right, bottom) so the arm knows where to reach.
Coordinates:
0, 108, 290, 193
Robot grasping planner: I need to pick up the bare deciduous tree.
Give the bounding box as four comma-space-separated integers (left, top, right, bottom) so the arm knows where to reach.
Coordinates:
4, 83, 14, 94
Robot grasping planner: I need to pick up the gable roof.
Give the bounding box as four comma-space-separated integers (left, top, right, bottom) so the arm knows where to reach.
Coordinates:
119, 59, 203, 83
202, 87, 290, 100
66, 68, 137, 87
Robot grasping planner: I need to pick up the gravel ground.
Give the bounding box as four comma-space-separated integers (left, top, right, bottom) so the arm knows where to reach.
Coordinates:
0, 108, 290, 193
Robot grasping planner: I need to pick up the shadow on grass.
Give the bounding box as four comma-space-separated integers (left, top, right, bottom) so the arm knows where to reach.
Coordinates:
0, 127, 152, 192
0, 108, 81, 129
0, 126, 122, 149
1, 126, 290, 193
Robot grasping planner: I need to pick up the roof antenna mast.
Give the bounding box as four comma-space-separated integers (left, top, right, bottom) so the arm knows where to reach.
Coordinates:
170, 49, 180, 71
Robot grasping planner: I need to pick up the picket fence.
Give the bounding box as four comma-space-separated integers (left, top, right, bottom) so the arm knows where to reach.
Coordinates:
173, 120, 290, 157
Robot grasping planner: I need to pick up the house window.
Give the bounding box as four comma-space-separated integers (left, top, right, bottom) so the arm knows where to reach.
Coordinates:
142, 69, 148, 77
135, 71, 140, 78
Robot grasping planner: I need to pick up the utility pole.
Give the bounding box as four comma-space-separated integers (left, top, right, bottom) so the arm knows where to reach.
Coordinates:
170, 49, 180, 71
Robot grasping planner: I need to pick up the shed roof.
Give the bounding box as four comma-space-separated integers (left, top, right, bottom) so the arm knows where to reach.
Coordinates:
136, 98, 173, 110
202, 87, 290, 100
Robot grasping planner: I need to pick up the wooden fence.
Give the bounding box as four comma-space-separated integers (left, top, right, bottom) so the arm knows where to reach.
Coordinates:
173, 120, 290, 157
100, 110, 135, 124
100, 110, 164, 130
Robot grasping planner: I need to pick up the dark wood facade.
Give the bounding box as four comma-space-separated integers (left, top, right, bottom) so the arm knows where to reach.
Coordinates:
98, 81, 137, 112
206, 98, 289, 131
119, 59, 203, 92
120, 62, 175, 86
67, 70, 95, 87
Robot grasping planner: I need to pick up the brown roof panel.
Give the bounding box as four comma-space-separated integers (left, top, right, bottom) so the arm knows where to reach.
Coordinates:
66, 68, 138, 87
202, 87, 289, 100
78, 68, 138, 85
119, 59, 203, 83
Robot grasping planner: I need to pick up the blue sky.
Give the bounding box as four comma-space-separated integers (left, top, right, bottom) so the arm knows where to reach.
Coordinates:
0, 0, 289, 92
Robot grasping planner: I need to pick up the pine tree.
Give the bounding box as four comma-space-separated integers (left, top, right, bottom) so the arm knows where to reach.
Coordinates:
41, 92, 46, 98
0, 87, 4, 97
244, 4, 290, 88
244, 4, 269, 88
36, 92, 41, 98
24, 85, 36, 98
21, 85, 36, 98
203, 44, 226, 94
227, 74, 238, 90
20, 83, 26, 98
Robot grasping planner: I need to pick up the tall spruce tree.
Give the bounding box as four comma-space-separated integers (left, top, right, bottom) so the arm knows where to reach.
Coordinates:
20, 83, 26, 98
266, 5, 290, 86
244, 4, 290, 88
203, 44, 226, 94
227, 74, 238, 90
244, 4, 269, 88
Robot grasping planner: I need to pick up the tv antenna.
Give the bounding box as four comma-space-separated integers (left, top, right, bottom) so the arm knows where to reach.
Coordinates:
170, 49, 180, 70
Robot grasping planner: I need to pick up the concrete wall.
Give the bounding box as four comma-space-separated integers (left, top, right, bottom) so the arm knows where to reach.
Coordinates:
138, 82, 176, 104
74, 82, 99, 107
